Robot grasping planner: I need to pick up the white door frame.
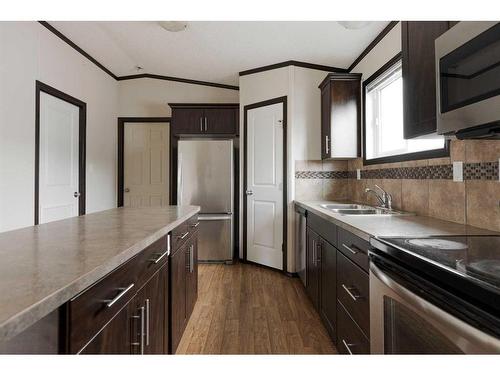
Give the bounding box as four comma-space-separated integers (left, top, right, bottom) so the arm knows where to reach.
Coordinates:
243, 96, 287, 272
35, 81, 86, 225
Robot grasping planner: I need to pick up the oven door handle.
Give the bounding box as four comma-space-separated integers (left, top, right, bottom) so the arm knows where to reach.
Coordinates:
370, 262, 500, 354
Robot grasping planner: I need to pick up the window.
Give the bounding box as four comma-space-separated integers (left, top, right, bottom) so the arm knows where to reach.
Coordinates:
363, 58, 448, 164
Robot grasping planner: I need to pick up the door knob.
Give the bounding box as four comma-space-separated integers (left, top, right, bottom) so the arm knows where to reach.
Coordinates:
73, 192, 81, 198
124, 188, 130, 193
245, 190, 253, 196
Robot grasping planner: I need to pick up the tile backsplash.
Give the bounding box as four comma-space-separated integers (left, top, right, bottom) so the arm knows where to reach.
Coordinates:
295, 140, 500, 232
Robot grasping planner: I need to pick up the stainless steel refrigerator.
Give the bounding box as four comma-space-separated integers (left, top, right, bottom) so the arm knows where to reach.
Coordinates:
177, 139, 233, 262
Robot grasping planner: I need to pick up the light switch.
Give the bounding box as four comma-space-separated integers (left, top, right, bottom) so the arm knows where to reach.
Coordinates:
453, 161, 463, 182
357, 169, 361, 180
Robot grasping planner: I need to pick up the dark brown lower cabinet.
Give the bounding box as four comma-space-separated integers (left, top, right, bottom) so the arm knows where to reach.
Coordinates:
81, 264, 168, 355
319, 240, 337, 343
80, 302, 133, 354
337, 301, 370, 355
306, 227, 320, 310
170, 231, 198, 353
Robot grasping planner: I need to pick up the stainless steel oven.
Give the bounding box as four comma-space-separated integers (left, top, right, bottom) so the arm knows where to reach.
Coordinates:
436, 21, 500, 138
369, 252, 500, 354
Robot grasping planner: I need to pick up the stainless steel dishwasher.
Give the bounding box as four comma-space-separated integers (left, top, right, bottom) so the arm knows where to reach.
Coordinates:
295, 205, 307, 286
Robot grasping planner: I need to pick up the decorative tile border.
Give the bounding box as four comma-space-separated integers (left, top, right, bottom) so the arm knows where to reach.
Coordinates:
463, 161, 499, 181
295, 161, 499, 180
295, 171, 348, 179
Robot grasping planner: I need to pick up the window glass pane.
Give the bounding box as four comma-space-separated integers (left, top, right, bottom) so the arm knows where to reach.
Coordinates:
365, 60, 446, 162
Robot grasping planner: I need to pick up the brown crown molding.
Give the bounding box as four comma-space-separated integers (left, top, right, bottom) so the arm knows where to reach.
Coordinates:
38, 21, 239, 90
117, 73, 239, 91
347, 21, 399, 72
239, 60, 348, 76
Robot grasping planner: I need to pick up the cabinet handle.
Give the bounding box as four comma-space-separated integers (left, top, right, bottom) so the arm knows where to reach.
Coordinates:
316, 242, 322, 264
342, 284, 362, 302
312, 239, 316, 267
190, 244, 194, 273
325, 135, 329, 155
190, 222, 200, 228
186, 246, 191, 271
342, 339, 354, 355
342, 243, 360, 255
204, 117, 208, 132
177, 231, 189, 240
149, 250, 169, 264
104, 283, 134, 308
200, 117, 203, 132
145, 299, 150, 347
131, 306, 145, 354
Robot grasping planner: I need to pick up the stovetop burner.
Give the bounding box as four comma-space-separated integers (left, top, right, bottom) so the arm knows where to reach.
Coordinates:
406, 238, 469, 251
457, 259, 500, 287
374, 235, 500, 294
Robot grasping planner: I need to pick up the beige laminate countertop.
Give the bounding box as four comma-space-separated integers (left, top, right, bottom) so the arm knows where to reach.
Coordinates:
295, 200, 498, 241
0, 205, 200, 341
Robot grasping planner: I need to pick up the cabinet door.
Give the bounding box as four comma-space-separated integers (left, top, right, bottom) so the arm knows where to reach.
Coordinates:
170, 244, 187, 353
320, 85, 331, 159
204, 107, 237, 134
306, 227, 320, 310
172, 108, 205, 135
319, 239, 337, 343
140, 266, 167, 354
185, 233, 198, 320
402, 21, 450, 139
80, 301, 133, 354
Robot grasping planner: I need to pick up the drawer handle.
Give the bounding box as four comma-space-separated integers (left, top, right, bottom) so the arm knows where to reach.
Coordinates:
342, 284, 362, 301
177, 231, 189, 240
342, 243, 360, 255
190, 222, 200, 228
105, 283, 135, 308
149, 250, 169, 264
342, 339, 354, 355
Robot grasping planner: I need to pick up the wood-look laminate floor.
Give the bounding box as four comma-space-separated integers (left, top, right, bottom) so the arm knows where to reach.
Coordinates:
176, 262, 337, 354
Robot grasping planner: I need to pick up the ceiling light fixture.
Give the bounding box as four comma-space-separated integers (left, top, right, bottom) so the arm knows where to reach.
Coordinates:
158, 21, 188, 32
337, 21, 371, 30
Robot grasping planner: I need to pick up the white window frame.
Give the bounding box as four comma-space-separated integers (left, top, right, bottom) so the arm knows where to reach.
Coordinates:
363, 57, 448, 165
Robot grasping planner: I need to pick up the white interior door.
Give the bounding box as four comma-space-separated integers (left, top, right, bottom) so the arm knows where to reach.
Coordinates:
39, 92, 80, 224
124, 123, 169, 207
246, 102, 284, 270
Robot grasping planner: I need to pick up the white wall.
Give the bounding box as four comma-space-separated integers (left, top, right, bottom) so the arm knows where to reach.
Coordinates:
350, 22, 401, 78
0, 22, 118, 232
239, 66, 328, 272
118, 78, 239, 117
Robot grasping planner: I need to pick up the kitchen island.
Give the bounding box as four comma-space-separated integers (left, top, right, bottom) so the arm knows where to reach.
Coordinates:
0, 205, 200, 354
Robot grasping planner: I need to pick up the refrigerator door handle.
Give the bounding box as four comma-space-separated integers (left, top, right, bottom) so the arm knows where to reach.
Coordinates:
198, 214, 232, 221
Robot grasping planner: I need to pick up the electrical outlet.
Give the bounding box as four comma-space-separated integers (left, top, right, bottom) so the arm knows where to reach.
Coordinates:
357, 169, 361, 180
453, 161, 463, 182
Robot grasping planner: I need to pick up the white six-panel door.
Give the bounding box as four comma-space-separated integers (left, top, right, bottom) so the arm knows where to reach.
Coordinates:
39, 92, 80, 224
246, 102, 284, 270
124, 123, 169, 207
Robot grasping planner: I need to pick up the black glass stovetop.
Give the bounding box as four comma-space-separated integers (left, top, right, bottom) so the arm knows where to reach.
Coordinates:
373, 235, 500, 294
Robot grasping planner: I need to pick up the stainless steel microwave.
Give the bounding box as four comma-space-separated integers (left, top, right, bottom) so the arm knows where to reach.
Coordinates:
435, 21, 500, 138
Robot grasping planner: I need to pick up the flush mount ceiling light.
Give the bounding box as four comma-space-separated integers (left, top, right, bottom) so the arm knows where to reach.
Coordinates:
337, 21, 371, 30
158, 21, 188, 32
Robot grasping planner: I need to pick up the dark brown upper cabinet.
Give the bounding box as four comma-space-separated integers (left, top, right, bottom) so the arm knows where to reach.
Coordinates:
318, 73, 361, 159
169, 103, 239, 136
402, 21, 454, 139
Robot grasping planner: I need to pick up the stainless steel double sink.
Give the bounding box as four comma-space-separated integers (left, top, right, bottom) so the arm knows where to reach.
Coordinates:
319, 203, 411, 216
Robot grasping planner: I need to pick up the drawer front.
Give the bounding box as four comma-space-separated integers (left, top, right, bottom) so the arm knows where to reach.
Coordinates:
307, 212, 337, 247
187, 214, 200, 233
69, 236, 168, 353
337, 302, 370, 354
171, 221, 189, 252
337, 251, 370, 337
337, 227, 369, 272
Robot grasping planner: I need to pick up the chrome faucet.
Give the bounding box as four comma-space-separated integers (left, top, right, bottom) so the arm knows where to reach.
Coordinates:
365, 185, 392, 210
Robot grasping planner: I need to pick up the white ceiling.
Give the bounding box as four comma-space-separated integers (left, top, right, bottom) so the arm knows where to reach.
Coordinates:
48, 21, 390, 86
